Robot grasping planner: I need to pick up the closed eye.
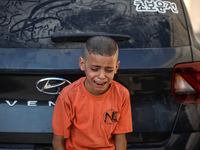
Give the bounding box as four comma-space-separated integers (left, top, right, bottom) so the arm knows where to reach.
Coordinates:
90, 68, 98, 71
106, 69, 114, 73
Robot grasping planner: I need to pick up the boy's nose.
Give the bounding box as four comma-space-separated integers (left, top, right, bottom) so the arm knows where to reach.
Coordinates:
99, 70, 106, 79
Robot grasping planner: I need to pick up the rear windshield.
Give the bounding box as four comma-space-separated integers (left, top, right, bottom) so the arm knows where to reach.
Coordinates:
0, 0, 189, 49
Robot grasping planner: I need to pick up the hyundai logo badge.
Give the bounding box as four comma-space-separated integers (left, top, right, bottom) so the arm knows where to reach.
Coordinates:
36, 77, 71, 95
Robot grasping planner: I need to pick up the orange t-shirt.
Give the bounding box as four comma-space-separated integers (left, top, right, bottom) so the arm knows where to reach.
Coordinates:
52, 77, 132, 150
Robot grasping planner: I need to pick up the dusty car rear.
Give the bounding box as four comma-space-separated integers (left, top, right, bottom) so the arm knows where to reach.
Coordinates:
0, 0, 200, 149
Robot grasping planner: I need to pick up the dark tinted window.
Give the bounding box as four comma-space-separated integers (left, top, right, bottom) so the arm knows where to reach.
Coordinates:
0, 0, 189, 49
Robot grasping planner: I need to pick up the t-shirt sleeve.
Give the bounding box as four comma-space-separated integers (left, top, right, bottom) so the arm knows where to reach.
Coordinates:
113, 88, 133, 134
52, 94, 72, 139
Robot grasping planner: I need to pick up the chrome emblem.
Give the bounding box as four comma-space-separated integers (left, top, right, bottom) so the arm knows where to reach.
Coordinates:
36, 77, 71, 95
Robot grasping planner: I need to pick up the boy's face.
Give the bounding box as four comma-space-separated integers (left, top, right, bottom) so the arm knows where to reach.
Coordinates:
79, 53, 120, 96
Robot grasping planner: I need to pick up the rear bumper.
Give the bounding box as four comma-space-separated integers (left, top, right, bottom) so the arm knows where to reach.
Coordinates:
0, 132, 199, 150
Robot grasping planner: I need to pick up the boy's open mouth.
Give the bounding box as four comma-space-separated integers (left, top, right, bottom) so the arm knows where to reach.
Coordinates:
94, 81, 107, 86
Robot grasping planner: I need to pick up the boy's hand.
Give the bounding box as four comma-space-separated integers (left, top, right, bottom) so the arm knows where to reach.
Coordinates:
114, 134, 127, 150
52, 134, 66, 150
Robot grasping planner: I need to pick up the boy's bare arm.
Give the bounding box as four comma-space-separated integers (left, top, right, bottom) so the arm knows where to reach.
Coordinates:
52, 134, 66, 150
114, 134, 127, 150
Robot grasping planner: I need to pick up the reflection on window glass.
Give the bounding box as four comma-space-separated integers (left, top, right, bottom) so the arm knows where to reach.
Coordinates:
184, 0, 200, 43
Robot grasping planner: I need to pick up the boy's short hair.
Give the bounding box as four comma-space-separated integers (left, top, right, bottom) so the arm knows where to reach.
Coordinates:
83, 36, 119, 59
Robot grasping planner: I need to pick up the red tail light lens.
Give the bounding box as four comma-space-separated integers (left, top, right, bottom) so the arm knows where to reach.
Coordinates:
172, 62, 200, 104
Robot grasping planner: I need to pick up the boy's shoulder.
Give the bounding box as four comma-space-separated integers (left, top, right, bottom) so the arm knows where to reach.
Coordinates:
111, 80, 129, 95
59, 77, 85, 96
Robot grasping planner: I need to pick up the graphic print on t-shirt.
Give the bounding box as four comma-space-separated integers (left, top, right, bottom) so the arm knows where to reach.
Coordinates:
103, 109, 119, 125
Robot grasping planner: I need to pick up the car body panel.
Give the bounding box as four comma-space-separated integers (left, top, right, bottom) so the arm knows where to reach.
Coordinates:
0, 0, 200, 149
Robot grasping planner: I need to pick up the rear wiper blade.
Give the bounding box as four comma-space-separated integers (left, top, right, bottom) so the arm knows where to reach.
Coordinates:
51, 33, 130, 43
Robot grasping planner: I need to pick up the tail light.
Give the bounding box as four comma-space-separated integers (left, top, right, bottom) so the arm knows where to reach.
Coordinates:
172, 62, 200, 104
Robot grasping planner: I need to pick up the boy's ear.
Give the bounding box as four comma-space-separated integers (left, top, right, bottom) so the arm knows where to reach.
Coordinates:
115, 60, 120, 73
79, 57, 85, 71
